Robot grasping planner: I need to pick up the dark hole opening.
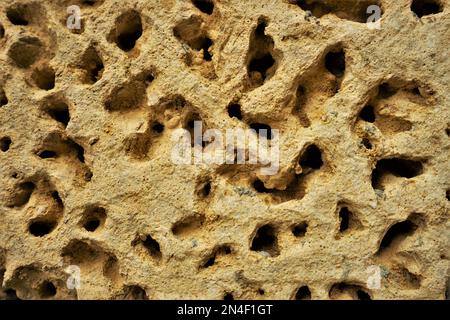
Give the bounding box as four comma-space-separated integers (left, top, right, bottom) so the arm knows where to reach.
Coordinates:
4, 289, 20, 300
84, 218, 100, 232
201, 37, 213, 61
152, 122, 164, 134
325, 49, 346, 78
142, 235, 161, 259
359, 105, 376, 123
378, 219, 417, 253
202, 182, 211, 197
46, 102, 70, 127
0, 88, 8, 106
292, 222, 308, 237
7, 7, 29, 26
38, 150, 57, 159
362, 138, 373, 150
248, 53, 275, 81
371, 158, 424, 189
115, 12, 143, 52
249, 123, 273, 140
411, 0, 442, 17
357, 289, 371, 300
227, 103, 242, 120
250, 224, 278, 256
299, 144, 323, 170
202, 255, 215, 268
32, 66, 55, 91
192, 0, 214, 15
223, 293, 234, 300
339, 207, 350, 232
39, 281, 57, 298
51, 191, 63, 208
29, 220, 56, 237
253, 179, 271, 193
0, 137, 12, 152
295, 286, 311, 300
73, 143, 85, 163
378, 83, 397, 98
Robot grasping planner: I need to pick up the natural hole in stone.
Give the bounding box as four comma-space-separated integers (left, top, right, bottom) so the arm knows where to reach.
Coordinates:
223, 293, 234, 300
0, 24, 5, 38
360, 105, 376, 123
258, 288, 265, 295
51, 191, 63, 208
292, 222, 308, 237
39, 281, 57, 298
38, 150, 57, 159
80, 206, 106, 232
295, 286, 311, 300
357, 289, 371, 300
227, 103, 242, 120
0, 88, 8, 107
371, 158, 424, 190
80, 46, 104, 84
152, 122, 164, 134
145, 73, 154, 85
112, 10, 143, 52
446, 189, 450, 201
294, 0, 382, 23
44, 100, 70, 127
192, 0, 214, 15
32, 65, 55, 90
362, 138, 373, 150
299, 144, 323, 170
378, 83, 397, 99
329, 283, 372, 300
247, 18, 277, 87
0, 137, 12, 152
6, 5, 30, 25
411, 0, 443, 17
172, 214, 205, 236
336, 205, 362, 237
377, 216, 419, 255
325, 49, 345, 78
250, 224, 279, 257
200, 245, 231, 268
250, 123, 273, 140
252, 179, 271, 193
29, 219, 57, 237
119, 285, 148, 300
200, 181, 211, 197
133, 234, 162, 259
173, 16, 214, 63
73, 142, 85, 163
339, 207, 350, 232
8, 181, 35, 207
4, 289, 19, 300
8, 36, 43, 68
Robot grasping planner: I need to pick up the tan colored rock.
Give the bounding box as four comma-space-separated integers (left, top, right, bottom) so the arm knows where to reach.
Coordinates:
0, 0, 449, 300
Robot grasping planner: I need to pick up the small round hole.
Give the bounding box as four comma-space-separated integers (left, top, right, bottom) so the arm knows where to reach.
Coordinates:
39, 281, 57, 298
152, 122, 164, 133
227, 103, 242, 120
0, 137, 12, 152
29, 220, 56, 237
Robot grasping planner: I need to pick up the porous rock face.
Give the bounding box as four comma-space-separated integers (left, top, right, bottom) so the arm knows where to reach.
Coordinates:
0, 0, 449, 300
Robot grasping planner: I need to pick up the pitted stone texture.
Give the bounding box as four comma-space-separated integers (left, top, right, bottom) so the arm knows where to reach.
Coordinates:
0, 0, 449, 300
